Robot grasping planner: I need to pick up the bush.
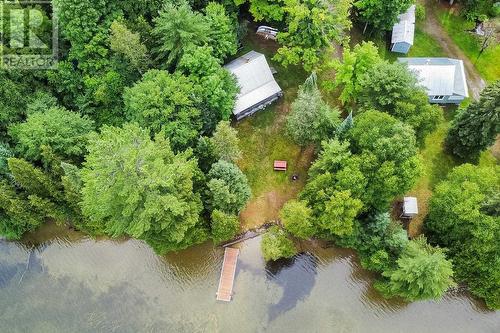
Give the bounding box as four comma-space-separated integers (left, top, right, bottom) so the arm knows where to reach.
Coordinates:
211, 209, 240, 244
415, 4, 426, 21
280, 200, 315, 239
261, 226, 297, 261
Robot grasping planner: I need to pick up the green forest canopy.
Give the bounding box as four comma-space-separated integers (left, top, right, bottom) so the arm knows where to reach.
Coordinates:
0, 0, 498, 309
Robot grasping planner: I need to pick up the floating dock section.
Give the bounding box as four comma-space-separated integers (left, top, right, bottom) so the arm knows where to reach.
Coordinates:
216, 247, 239, 302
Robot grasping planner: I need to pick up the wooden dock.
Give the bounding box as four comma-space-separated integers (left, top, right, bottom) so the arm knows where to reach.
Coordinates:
216, 247, 239, 302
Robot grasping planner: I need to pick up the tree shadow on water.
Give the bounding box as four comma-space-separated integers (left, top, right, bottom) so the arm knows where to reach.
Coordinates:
265, 252, 318, 322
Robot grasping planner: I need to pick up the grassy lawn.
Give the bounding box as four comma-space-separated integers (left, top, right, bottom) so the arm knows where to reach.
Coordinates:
407, 28, 447, 57
436, 8, 500, 82
406, 107, 458, 237
351, 24, 446, 62
234, 30, 314, 230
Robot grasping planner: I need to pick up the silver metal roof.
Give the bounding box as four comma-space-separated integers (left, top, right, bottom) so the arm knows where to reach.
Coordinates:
403, 197, 418, 215
224, 51, 282, 116
391, 5, 416, 45
398, 57, 469, 97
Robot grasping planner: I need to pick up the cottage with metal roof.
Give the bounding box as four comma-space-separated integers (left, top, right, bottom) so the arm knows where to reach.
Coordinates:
391, 5, 416, 54
224, 51, 283, 120
398, 57, 469, 104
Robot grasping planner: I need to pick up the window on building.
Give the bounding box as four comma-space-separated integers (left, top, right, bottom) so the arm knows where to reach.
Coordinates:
432, 95, 445, 101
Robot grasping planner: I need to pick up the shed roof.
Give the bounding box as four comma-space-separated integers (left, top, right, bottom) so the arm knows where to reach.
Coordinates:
224, 51, 282, 116
403, 197, 418, 215
398, 57, 469, 97
391, 5, 416, 45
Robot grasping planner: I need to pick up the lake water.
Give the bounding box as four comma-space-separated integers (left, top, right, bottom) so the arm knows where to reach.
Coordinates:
1, 223, 499, 333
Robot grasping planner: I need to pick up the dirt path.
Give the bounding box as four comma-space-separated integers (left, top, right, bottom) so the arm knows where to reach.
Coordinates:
421, 0, 486, 99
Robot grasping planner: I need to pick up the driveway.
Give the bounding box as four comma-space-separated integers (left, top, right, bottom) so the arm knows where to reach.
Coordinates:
420, 0, 486, 99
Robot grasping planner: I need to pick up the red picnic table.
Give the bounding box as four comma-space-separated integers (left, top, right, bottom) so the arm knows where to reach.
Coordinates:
273, 160, 287, 171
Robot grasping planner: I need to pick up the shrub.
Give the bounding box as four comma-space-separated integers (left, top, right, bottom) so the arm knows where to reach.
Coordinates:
261, 226, 297, 261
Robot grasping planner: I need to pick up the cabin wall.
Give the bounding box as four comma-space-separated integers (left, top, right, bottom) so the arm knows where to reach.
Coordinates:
428, 94, 464, 104
234, 92, 283, 121
391, 42, 411, 54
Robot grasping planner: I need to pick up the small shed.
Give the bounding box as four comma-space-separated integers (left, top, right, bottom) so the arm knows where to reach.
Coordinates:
398, 57, 469, 104
256, 26, 278, 40
224, 51, 283, 120
401, 197, 418, 218
273, 160, 287, 171
390, 5, 416, 54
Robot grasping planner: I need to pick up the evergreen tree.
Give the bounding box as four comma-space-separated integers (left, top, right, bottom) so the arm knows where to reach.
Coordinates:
329, 41, 382, 104
286, 73, 341, 146
446, 81, 500, 160
178, 47, 238, 134
0, 180, 45, 240
376, 237, 455, 302
123, 70, 202, 151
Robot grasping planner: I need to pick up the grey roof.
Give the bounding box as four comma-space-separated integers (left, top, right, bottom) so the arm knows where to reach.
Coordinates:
403, 197, 418, 215
398, 57, 469, 97
224, 51, 282, 116
391, 5, 416, 45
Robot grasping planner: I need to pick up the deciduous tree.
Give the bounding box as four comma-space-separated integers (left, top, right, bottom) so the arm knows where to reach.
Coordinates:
261, 226, 297, 261
355, 0, 413, 31
206, 160, 251, 214
209, 121, 242, 163
9, 107, 94, 163
426, 163, 499, 309
204, 2, 238, 60
123, 70, 202, 151
280, 200, 315, 239
211, 209, 240, 244
274, 0, 353, 71
81, 123, 207, 253
357, 62, 443, 142
318, 190, 363, 236
110, 20, 150, 74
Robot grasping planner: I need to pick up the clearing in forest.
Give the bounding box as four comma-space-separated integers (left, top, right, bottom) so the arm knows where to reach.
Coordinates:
234, 31, 314, 230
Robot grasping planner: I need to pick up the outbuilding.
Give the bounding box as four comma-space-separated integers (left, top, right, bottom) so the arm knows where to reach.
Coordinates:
224, 51, 283, 120
398, 57, 469, 104
401, 197, 419, 219
390, 5, 416, 54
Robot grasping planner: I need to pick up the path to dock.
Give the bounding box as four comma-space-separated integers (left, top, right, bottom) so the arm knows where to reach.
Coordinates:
216, 247, 239, 302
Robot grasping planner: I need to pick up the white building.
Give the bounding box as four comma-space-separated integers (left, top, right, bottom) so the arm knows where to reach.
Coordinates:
391, 5, 416, 54
224, 51, 283, 120
398, 57, 469, 104
402, 197, 418, 219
